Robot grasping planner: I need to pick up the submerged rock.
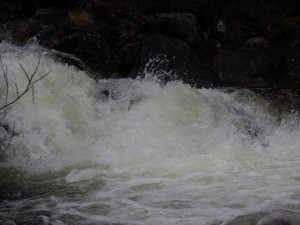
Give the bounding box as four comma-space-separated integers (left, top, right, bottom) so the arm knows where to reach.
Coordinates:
50, 50, 86, 70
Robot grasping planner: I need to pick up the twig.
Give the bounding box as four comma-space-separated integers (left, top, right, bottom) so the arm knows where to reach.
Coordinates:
0, 55, 51, 158
0, 56, 51, 111
1, 123, 15, 153
0, 56, 9, 106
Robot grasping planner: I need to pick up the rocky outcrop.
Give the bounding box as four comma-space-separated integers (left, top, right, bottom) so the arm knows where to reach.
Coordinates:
0, 2, 36, 24
141, 13, 201, 45
0, 0, 300, 93
271, 22, 300, 89
53, 30, 118, 78
118, 33, 148, 76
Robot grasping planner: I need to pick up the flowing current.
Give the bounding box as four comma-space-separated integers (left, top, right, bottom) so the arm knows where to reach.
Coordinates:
0, 42, 299, 225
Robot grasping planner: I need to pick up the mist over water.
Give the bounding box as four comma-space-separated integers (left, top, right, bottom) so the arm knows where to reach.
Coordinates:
0, 42, 300, 225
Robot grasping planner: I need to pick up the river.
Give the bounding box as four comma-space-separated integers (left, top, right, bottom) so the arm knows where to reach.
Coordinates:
0, 42, 299, 225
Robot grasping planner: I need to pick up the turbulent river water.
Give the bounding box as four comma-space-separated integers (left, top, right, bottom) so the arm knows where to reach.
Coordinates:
0, 42, 300, 225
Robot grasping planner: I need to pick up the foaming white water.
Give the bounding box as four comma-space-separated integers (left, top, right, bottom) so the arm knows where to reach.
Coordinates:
0, 42, 300, 225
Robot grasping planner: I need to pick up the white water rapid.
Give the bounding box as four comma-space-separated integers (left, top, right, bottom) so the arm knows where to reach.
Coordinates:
0, 42, 299, 225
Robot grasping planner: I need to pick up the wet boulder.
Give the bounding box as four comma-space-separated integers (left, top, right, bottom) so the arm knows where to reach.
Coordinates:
141, 13, 201, 45
212, 48, 277, 87
36, 24, 59, 48
54, 31, 118, 78
0, 19, 43, 45
50, 50, 86, 70
133, 34, 219, 87
245, 37, 272, 51
0, 8, 64, 47
118, 33, 149, 76
0, 2, 36, 24
270, 22, 300, 89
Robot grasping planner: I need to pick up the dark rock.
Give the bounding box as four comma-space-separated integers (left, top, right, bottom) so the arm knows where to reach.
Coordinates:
118, 20, 140, 46
0, 9, 64, 47
0, 19, 42, 45
209, 17, 260, 50
212, 48, 277, 87
139, 0, 220, 21
140, 0, 180, 14
0, 2, 36, 24
33, 8, 65, 30
50, 50, 86, 70
216, 19, 226, 33
271, 23, 300, 89
141, 13, 201, 45
134, 34, 219, 87
245, 37, 272, 51
76, 37, 110, 66
65, 9, 94, 31
118, 34, 149, 76
197, 39, 222, 63
254, 88, 300, 114
36, 24, 59, 48
0, 0, 299, 94
54, 31, 118, 78
89, 2, 117, 21
31, 0, 67, 10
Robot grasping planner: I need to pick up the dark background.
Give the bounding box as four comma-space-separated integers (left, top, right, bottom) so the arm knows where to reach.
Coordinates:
1, 0, 300, 97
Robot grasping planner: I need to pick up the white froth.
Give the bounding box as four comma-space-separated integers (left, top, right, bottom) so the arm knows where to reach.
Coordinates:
0, 42, 299, 225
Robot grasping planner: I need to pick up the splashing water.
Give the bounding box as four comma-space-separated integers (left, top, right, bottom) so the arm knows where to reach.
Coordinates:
0, 42, 299, 225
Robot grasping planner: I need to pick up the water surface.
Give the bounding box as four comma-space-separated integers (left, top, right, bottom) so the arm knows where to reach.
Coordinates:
0, 42, 299, 225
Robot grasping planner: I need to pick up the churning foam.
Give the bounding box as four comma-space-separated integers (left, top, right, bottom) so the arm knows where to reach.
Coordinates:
0, 42, 300, 224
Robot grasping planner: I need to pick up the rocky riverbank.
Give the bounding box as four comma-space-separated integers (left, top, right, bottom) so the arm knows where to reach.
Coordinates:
1, 1, 300, 91
0, 0, 300, 109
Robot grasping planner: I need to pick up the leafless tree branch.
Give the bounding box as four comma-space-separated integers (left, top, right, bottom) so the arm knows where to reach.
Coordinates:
0, 55, 51, 158
0, 56, 51, 111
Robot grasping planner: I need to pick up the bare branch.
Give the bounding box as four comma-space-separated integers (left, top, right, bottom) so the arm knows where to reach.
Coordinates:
19, 63, 30, 82
0, 55, 51, 159
15, 83, 19, 98
1, 122, 15, 153
0, 109, 10, 120
32, 86, 35, 104
0, 57, 51, 111
1, 57, 9, 106
32, 56, 41, 79
31, 69, 52, 85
